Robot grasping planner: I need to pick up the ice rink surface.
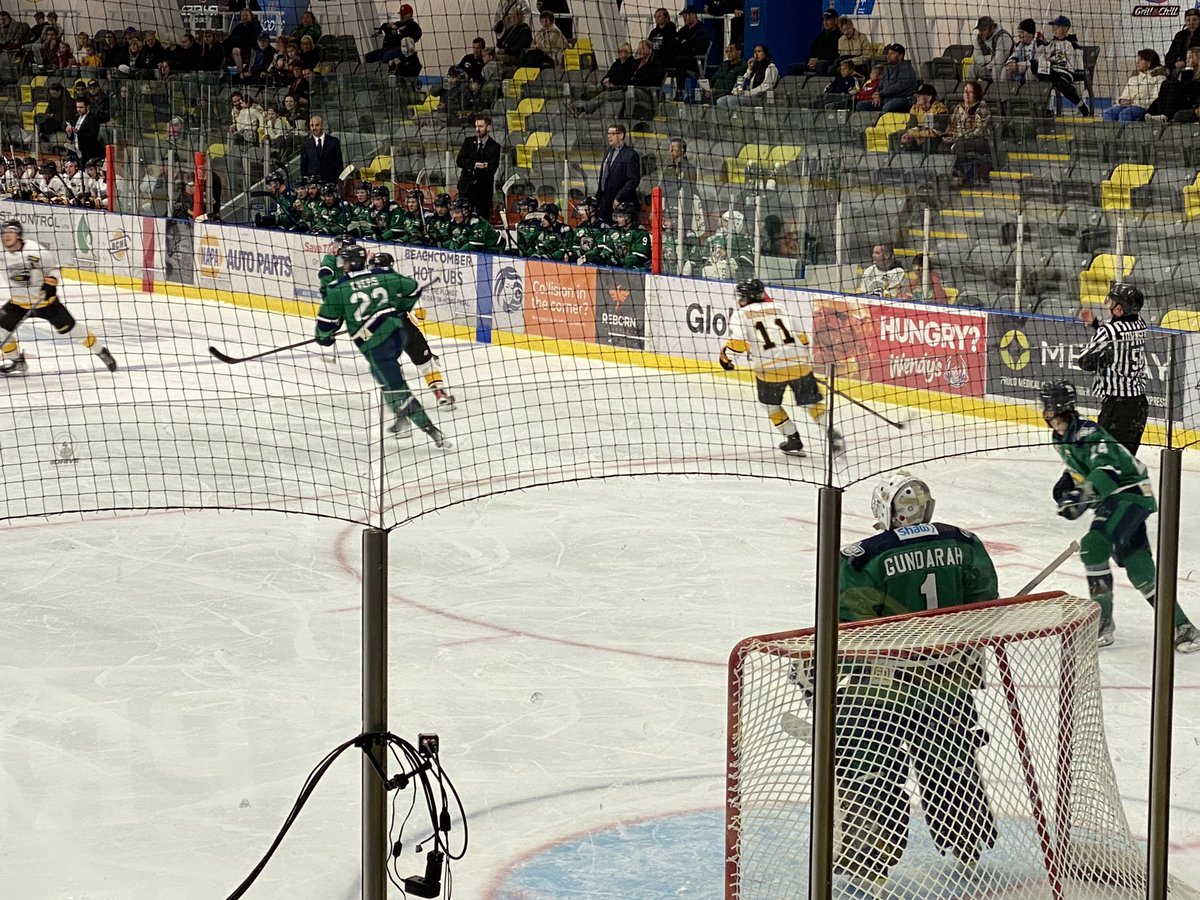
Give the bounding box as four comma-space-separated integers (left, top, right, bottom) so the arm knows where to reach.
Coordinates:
2, 281, 1199, 899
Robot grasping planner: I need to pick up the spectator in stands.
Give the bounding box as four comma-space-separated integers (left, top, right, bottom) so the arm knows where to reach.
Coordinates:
67, 97, 106, 163
238, 32, 275, 84
287, 61, 311, 108
481, 46, 503, 85
221, 0, 262, 12
898, 83, 948, 152
457, 36, 487, 82
1032, 16, 1089, 116
394, 4, 423, 44
280, 92, 305, 127
854, 64, 884, 107
388, 37, 420, 77
600, 41, 636, 89
226, 8, 264, 69
229, 90, 264, 145
136, 31, 168, 72
647, 7, 676, 56
537, 0, 573, 42
1147, 47, 1200, 121
300, 115, 344, 183
1000, 18, 1039, 84
943, 79, 992, 187
76, 33, 102, 68
261, 106, 290, 152
26, 10, 46, 44
1167, 8, 1200, 75
524, 11, 567, 69
969, 16, 1013, 83
198, 30, 226, 74
292, 10, 322, 44
906, 253, 948, 304
671, 6, 709, 91
860, 243, 906, 297
860, 43, 916, 113
716, 42, 778, 108
86, 79, 110, 119
456, 113, 501, 217
1104, 49, 1165, 122
664, 137, 696, 182
0, 11, 29, 51
366, 4, 421, 65
267, 35, 296, 84
171, 32, 201, 72
40, 28, 73, 72
837, 16, 871, 75
494, 6, 532, 66
38, 81, 73, 142
626, 39, 667, 118
710, 42, 743, 97
296, 33, 321, 69
803, 10, 841, 76
595, 123, 641, 223
574, 42, 636, 115
814, 58, 860, 109
99, 31, 127, 69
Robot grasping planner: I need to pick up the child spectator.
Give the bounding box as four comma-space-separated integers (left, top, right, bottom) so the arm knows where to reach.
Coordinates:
854, 65, 883, 107
814, 58, 860, 109
907, 253, 949, 304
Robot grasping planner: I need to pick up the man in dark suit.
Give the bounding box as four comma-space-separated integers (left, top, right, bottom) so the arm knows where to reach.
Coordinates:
595, 123, 641, 224
66, 98, 106, 163
455, 114, 501, 218
300, 115, 345, 184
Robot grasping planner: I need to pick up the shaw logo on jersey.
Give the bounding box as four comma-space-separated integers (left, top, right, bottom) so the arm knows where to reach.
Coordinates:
895, 524, 937, 540
883, 544, 965, 577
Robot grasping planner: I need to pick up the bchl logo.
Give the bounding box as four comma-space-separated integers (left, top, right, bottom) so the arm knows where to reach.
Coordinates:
686, 303, 734, 336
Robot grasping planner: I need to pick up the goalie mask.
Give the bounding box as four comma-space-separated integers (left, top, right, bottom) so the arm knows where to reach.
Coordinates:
722, 209, 745, 235
872, 471, 935, 531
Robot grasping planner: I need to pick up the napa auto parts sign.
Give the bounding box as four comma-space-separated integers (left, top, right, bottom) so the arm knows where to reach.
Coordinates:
811, 296, 987, 397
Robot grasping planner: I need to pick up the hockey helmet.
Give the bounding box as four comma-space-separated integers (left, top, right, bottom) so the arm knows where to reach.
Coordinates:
450, 197, 472, 218
354, 183, 370, 198
433, 192, 451, 209
613, 201, 636, 224
371, 184, 391, 201
871, 471, 935, 531
266, 169, 287, 186
722, 209, 745, 234
539, 202, 560, 221
736, 278, 765, 306
320, 182, 339, 197
2, 217, 22, 236
577, 195, 598, 213
516, 196, 539, 215
339, 242, 368, 272
1106, 282, 1144, 314
368, 250, 395, 269
1039, 380, 1077, 416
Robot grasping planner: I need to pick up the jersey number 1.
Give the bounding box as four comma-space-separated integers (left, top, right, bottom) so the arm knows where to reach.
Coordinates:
920, 572, 938, 610
753, 318, 796, 350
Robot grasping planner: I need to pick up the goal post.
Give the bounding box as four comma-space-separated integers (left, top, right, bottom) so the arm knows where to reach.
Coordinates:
725, 593, 1193, 899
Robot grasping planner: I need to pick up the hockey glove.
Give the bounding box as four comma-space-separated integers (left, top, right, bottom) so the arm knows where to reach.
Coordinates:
39, 281, 58, 304
1051, 471, 1077, 504
314, 331, 337, 347
718, 349, 735, 371
1056, 485, 1094, 520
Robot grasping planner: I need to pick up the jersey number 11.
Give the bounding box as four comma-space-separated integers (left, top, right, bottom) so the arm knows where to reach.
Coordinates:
753, 318, 796, 350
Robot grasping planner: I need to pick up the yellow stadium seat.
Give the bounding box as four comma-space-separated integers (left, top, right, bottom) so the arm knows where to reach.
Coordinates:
504, 67, 541, 99
1079, 254, 1135, 305
1100, 163, 1154, 211
865, 112, 907, 153
409, 94, 441, 115
516, 131, 552, 169
575, 38, 593, 53
359, 155, 392, 181
207, 143, 227, 159
563, 48, 581, 71
1160, 309, 1200, 331
726, 143, 771, 184
19, 84, 30, 104
960, 56, 974, 82
507, 97, 545, 133
944, 286, 960, 305
768, 144, 804, 172
1183, 173, 1200, 221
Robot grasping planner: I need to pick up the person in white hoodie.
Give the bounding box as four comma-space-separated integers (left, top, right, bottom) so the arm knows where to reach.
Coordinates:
1103, 49, 1165, 122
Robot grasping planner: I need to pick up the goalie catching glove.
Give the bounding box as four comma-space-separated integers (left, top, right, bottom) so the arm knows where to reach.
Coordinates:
1053, 470, 1093, 520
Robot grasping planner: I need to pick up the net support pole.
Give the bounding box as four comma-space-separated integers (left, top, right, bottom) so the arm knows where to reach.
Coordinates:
834, 199, 845, 292
676, 185, 685, 272
650, 186, 663, 275
194, 151, 207, 221
1115, 211, 1126, 285
1014, 210, 1026, 310
753, 192, 763, 279
362, 527, 388, 900
921, 206, 932, 298
1148, 448, 1182, 897
809, 483, 842, 900
105, 143, 116, 212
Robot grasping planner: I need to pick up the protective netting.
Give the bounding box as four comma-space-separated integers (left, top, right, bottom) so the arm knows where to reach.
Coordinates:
726, 594, 1195, 900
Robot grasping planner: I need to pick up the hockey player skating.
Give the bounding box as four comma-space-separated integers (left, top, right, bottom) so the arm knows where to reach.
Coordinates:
718, 278, 844, 456
0, 219, 117, 375
1040, 380, 1199, 652
832, 472, 1001, 890
368, 251, 456, 409
314, 242, 448, 448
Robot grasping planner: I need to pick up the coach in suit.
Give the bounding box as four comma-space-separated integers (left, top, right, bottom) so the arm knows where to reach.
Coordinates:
595, 123, 641, 223
300, 115, 344, 183
66, 98, 106, 163
455, 114, 501, 217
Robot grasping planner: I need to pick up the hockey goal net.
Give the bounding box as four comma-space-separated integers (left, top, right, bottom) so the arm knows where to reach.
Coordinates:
726, 593, 1192, 899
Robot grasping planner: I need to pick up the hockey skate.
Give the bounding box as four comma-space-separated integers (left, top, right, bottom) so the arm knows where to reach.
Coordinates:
97, 347, 118, 372
0, 352, 27, 375
830, 428, 846, 455
433, 387, 456, 410
779, 433, 806, 457
1176, 623, 1200, 654
1097, 616, 1116, 648
389, 412, 413, 439
418, 421, 451, 449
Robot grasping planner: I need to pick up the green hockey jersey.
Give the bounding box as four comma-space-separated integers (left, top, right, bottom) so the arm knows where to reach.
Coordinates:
1051, 417, 1156, 512
344, 202, 375, 238
570, 221, 609, 264
604, 224, 651, 270
395, 210, 430, 246
514, 218, 542, 257
445, 216, 503, 253
311, 200, 349, 236
315, 268, 421, 352
838, 523, 999, 623
427, 213, 454, 248
530, 222, 572, 260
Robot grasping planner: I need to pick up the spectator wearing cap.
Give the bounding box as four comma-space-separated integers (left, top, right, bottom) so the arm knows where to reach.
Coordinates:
1167, 8, 1200, 75
237, 31, 275, 83
86, 78, 110, 118
805, 10, 841, 76
523, 11, 567, 69
969, 16, 1013, 82
858, 43, 916, 113
1001, 19, 1042, 84
1104, 49, 1165, 122
493, 5, 532, 66
536, 0, 573, 43
395, 5, 422, 44
899, 83, 948, 152
669, 6, 710, 91
837, 17, 872, 75
1032, 16, 1089, 116
0, 10, 29, 50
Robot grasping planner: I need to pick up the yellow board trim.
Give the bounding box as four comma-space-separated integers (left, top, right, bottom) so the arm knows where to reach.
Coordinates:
63, 267, 1200, 450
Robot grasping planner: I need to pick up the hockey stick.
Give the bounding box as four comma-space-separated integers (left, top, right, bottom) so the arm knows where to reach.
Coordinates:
499, 173, 520, 250
813, 376, 906, 430
208, 278, 442, 364
1016, 540, 1080, 596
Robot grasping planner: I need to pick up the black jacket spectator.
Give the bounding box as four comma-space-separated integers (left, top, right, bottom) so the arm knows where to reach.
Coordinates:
602, 48, 637, 87
100, 36, 128, 70
455, 123, 501, 217
69, 101, 106, 162
672, 15, 709, 87
457, 46, 486, 82
1167, 12, 1200, 74
596, 135, 640, 223
225, 12, 263, 60
300, 126, 344, 182
197, 32, 226, 70
807, 12, 841, 74
171, 34, 202, 71
648, 19, 676, 56
390, 45, 421, 78
495, 18, 532, 61
537, 0, 573, 42
630, 48, 667, 86
134, 35, 169, 72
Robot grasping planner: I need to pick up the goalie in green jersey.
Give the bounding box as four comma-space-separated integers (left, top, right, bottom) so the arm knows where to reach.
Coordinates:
314, 241, 448, 448
830, 472, 1000, 889
1040, 380, 1198, 653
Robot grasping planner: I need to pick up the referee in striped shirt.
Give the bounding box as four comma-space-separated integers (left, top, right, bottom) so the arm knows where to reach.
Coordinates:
1077, 283, 1149, 454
